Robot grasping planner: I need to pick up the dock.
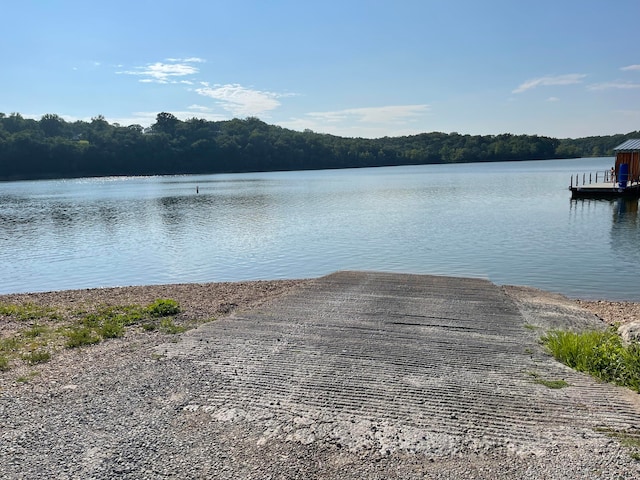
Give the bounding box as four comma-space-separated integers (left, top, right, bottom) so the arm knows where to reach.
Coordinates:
570, 181, 640, 199
570, 138, 640, 199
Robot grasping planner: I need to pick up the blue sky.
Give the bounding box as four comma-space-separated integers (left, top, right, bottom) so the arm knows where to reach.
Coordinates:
3, 0, 640, 138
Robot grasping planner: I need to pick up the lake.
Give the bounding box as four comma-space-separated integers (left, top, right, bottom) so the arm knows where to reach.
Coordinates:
1, 157, 638, 300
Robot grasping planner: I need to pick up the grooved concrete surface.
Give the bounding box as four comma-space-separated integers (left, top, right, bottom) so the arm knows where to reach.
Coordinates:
162, 272, 640, 464
4, 271, 640, 479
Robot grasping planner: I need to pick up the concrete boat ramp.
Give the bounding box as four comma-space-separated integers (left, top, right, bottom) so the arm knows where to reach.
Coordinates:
4, 271, 640, 478
156, 271, 640, 477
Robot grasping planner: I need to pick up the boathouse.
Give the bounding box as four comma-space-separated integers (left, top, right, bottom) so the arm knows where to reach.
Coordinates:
570, 138, 640, 198
614, 139, 640, 185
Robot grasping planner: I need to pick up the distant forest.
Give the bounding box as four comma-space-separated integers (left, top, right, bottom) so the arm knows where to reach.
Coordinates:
0, 111, 638, 181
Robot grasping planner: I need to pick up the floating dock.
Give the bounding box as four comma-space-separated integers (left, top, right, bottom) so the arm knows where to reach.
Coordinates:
570, 139, 640, 199
570, 181, 640, 199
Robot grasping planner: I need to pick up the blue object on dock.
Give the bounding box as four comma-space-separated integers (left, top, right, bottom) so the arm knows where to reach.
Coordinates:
619, 163, 629, 188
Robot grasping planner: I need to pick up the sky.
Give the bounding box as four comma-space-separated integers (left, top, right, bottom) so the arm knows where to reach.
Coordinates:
3, 0, 640, 139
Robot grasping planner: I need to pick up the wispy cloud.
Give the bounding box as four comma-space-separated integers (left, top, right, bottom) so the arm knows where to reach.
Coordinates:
195, 83, 291, 117
621, 64, 640, 72
588, 81, 640, 91
546, 97, 560, 102
306, 105, 430, 124
108, 110, 226, 127
165, 57, 205, 63
512, 74, 587, 94
117, 58, 202, 84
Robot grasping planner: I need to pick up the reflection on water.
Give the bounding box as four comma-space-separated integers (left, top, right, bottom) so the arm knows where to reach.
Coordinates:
2, 157, 640, 300
610, 198, 640, 264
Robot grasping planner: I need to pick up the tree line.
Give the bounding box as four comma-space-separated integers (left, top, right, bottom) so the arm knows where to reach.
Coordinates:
0, 112, 637, 181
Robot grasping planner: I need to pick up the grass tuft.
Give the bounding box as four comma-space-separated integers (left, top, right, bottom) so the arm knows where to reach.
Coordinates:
22, 350, 51, 365
147, 299, 180, 318
99, 319, 125, 339
0, 356, 9, 372
64, 327, 101, 348
528, 371, 569, 389
159, 318, 186, 334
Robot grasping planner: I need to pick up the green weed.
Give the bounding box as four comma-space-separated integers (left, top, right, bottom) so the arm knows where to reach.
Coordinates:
528, 371, 569, 389
159, 318, 186, 334
597, 428, 640, 460
99, 319, 125, 338
0, 302, 61, 321
22, 350, 51, 365
147, 299, 180, 318
0, 337, 21, 354
64, 327, 101, 348
0, 298, 183, 368
16, 371, 40, 383
23, 324, 48, 338
535, 378, 569, 389
542, 328, 640, 392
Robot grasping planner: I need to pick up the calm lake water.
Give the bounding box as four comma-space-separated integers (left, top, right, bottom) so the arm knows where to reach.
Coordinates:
1, 157, 638, 300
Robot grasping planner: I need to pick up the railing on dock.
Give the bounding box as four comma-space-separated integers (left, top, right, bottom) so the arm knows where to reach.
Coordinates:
569, 170, 615, 189
570, 170, 640, 189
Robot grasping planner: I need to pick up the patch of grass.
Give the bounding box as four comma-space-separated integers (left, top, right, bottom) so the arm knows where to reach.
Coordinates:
528, 371, 569, 389
16, 371, 40, 383
0, 337, 21, 354
535, 378, 569, 389
597, 428, 640, 460
22, 349, 51, 365
64, 326, 101, 348
99, 318, 125, 339
0, 302, 61, 321
542, 328, 640, 392
147, 299, 180, 318
23, 324, 48, 338
0, 298, 183, 368
159, 318, 186, 334
524, 323, 538, 331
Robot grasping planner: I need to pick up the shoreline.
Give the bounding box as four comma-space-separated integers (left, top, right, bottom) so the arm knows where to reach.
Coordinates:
1, 279, 639, 326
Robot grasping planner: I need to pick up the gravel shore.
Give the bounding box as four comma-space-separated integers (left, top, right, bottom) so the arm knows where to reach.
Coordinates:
1, 278, 639, 479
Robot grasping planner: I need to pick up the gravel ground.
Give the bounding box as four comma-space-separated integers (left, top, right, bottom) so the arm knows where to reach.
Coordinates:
1, 277, 639, 479
574, 299, 640, 327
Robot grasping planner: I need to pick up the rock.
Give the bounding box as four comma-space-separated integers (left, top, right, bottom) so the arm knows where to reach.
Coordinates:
618, 320, 640, 344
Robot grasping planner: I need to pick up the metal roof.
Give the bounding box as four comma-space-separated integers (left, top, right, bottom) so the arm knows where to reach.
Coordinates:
614, 139, 640, 151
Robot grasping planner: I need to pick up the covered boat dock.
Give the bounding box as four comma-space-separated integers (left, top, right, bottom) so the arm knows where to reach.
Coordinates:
570, 139, 640, 199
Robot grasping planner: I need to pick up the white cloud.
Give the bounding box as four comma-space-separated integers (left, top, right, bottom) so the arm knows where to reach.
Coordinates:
546, 97, 560, 102
188, 104, 213, 112
117, 58, 201, 84
512, 74, 587, 93
195, 83, 289, 117
107, 110, 227, 127
278, 105, 430, 138
166, 57, 205, 63
621, 65, 640, 72
306, 105, 430, 124
588, 81, 640, 90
